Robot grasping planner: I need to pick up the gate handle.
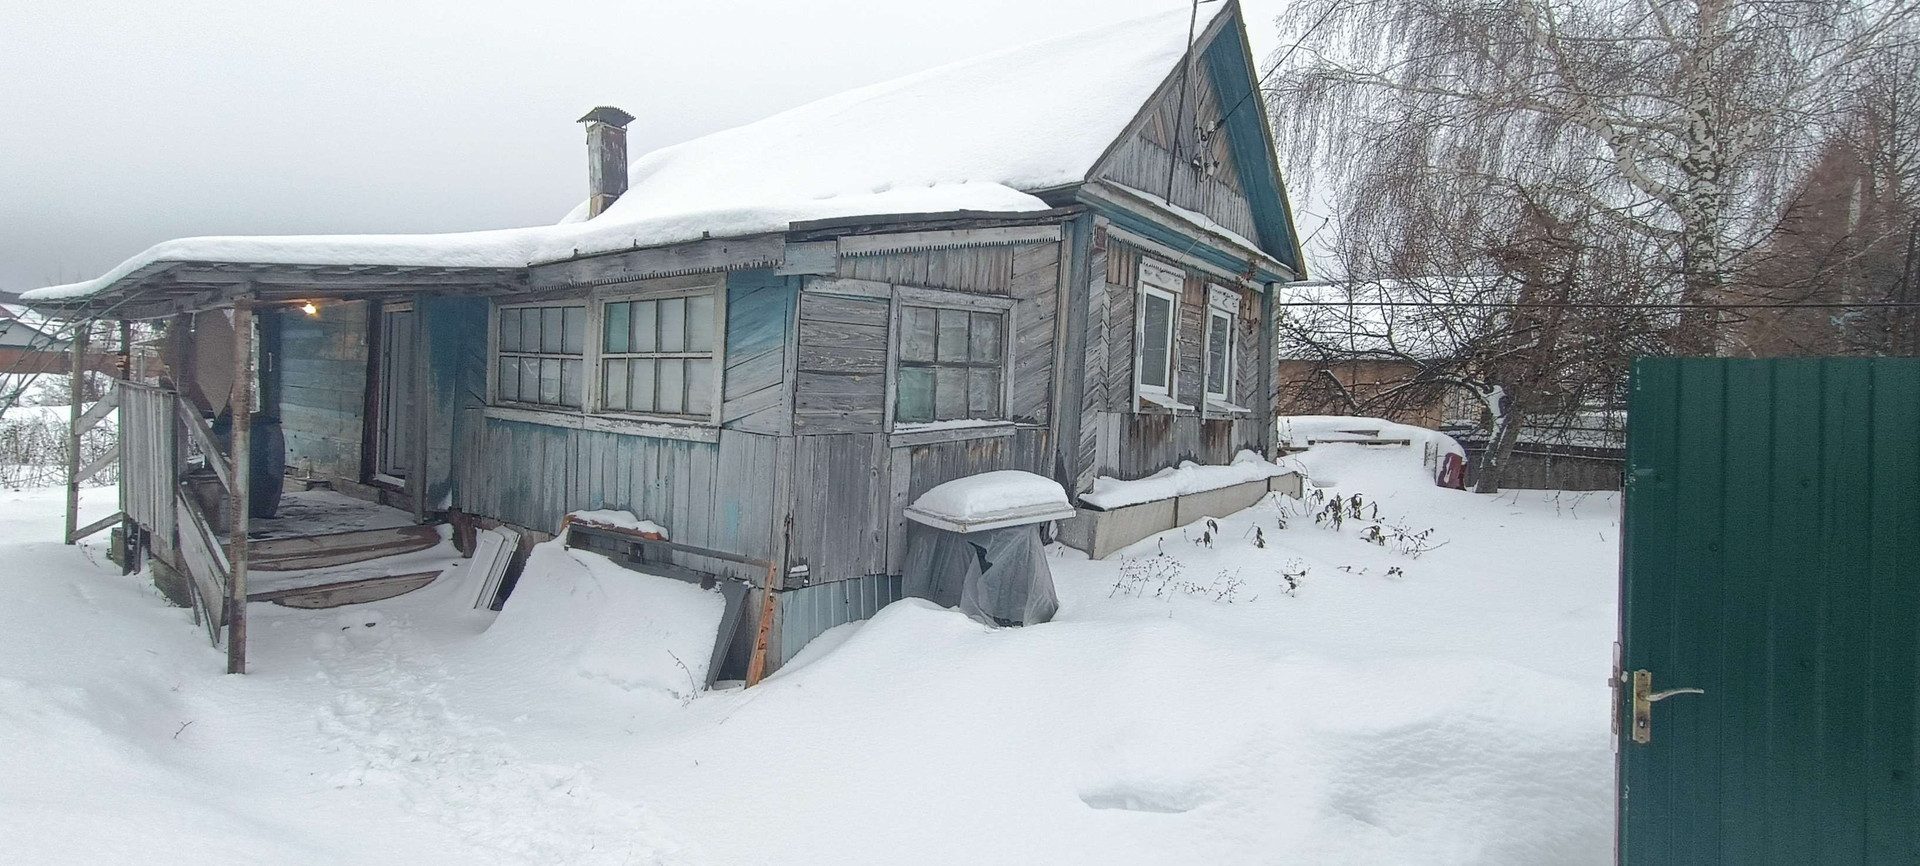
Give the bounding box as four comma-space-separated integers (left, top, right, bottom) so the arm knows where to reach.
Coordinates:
1646, 686, 1705, 702
1630, 669, 1705, 745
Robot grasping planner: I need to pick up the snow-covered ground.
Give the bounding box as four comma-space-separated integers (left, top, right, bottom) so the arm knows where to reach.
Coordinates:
0, 444, 1619, 865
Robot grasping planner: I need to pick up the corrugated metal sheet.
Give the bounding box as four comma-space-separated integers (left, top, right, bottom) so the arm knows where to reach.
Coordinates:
775, 574, 903, 666
1620, 358, 1920, 864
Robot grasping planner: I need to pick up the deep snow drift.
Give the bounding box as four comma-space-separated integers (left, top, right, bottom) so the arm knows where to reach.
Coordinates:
0, 443, 1619, 865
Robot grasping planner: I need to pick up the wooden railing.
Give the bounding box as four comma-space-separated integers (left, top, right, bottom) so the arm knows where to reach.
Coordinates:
107, 380, 235, 647
63, 386, 123, 544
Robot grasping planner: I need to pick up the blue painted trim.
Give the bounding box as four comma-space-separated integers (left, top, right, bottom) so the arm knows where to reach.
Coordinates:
1201, 14, 1305, 275
1083, 195, 1292, 285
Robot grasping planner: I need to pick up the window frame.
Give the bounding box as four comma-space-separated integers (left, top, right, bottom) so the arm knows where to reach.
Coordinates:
593, 286, 723, 423
1202, 284, 1239, 403
1134, 257, 1184, 401
886, 285, 1015, 430
485, 274, 727, 431
489, 299, 589, 412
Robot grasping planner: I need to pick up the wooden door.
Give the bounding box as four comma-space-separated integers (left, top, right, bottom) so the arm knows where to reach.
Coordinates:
373, 304, 415, 481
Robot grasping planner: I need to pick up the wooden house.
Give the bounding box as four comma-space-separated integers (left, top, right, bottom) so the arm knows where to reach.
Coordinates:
26, 3, 1305, 677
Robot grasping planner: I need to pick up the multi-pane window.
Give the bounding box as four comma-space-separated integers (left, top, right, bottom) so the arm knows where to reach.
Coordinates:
896, 305, 1005, 424
1205, 288, 1237, 400
1137, 258, 1184, 395
496, 304, 585, 409
601, 294, 717, 417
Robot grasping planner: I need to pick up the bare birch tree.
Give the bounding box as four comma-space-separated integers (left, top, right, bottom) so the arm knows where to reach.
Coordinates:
1262, 0, 1915, 490
1269, 0, 1917, 353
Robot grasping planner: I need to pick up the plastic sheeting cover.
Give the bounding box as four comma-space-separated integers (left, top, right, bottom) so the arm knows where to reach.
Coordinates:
902, 523, 1058, 627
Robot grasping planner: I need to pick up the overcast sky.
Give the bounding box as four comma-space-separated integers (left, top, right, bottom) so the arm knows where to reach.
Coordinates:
0, 0, 1295, 293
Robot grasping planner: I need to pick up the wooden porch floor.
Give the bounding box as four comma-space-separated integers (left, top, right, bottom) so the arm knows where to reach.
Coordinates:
242, 488, 418, 542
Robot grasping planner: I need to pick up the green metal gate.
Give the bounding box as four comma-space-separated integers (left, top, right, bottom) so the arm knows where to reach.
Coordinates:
1619, 358, 1919, 865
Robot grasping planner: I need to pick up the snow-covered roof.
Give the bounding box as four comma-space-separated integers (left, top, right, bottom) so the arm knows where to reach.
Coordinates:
25, 6, 1217, 304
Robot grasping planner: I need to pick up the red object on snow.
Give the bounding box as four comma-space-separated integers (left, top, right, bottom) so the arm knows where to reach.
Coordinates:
1437, 453, 1467, 489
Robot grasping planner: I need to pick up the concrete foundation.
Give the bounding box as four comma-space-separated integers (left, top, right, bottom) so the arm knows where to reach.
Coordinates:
1059, 472, 1304, 560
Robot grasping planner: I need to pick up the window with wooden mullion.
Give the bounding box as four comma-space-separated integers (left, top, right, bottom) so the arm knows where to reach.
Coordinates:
600, 294, 717, 417
896, 305, 1004, 424
496, 304, 586, 409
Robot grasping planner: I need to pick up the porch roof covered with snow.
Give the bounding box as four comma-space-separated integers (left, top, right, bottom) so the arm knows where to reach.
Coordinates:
23, 1, 1303, 320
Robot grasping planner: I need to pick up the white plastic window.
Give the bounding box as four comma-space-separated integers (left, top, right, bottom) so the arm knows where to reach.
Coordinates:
1136, 258, 1184, 396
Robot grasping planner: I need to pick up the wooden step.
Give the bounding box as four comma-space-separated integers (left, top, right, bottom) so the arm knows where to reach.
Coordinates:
250, 570, 441, 608
248, 525, 442, 572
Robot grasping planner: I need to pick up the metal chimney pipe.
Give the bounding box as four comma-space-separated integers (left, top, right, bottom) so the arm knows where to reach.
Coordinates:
578, 106, 635, 219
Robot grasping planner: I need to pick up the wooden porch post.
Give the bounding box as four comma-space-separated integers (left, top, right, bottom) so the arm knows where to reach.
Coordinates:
227, 299, 254, 675
64, 320, 91, 544
118, 319, 136, 573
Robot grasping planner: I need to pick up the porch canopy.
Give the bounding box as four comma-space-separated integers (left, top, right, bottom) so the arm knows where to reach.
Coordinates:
23, 259, 528, 320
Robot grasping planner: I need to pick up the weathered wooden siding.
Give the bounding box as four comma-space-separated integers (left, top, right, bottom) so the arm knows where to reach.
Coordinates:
722, 270, 794, 435
1104, 240, 1140, 413
460, 418, 783, 583
273, 301, 369, 482
1093, 51, 1260, 244
1008, 243, 1059, 426
793, 292, 890, 434
838, 246, 1017, 294
788, 432, 891, 581
1076, 221, 1112, 494
420, 296, 488, 510
798, 240, 1063, 433
1074, 236, 1274, 486
1177, 272, 1206, 409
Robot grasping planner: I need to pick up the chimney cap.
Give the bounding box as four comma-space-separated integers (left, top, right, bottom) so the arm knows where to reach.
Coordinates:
578, 106, 635, 127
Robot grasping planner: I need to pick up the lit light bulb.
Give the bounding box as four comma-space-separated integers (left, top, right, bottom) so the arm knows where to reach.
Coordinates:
301, 302, 319, 316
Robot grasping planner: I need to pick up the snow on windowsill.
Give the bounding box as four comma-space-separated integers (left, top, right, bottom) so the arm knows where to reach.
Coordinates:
1080, 450, 1301, 511
1206, 399, 1250, 415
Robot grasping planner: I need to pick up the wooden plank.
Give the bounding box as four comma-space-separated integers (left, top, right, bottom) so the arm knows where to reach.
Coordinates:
836, 226, 1061, 257
252, 570, 440, 607
64, 322, 89, 545
176, 399, 233, 491
67, 511, 125, 543
76, 443, 120, 484
724, 347, 785, 396
793, 372, 885, 411
75, 388, 119, 434
795, 316, 887, 352
799, 292, 896, 327
802, 276, 891, 299
248, 524, 443, 571
176, 487, 228, 638
721, 383, 785, 424
775, 240, 838, 275
228, 298, 254, 675
530, 235, 785, 290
